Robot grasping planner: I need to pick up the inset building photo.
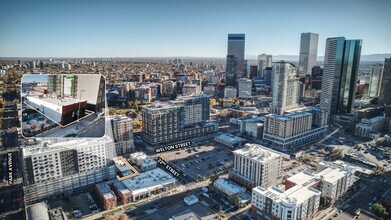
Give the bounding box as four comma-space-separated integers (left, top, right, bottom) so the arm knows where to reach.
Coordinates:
21, 74, 106, 138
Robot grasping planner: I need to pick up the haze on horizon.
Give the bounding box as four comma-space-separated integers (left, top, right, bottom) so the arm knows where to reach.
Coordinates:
0, 0, 390, 58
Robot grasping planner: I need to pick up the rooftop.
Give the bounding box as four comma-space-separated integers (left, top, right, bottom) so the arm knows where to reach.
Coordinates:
26, 96, 86, 107
215, 178, 245, 195
26, 202, 50, 220
317, 168, 348, 184
286, 170, 320, 187
215, 133, 246, 144
96, 183, 116, 200
254, 184, 321, 205
233, 143, 282, 162
120, 167, 176, 195
171, 209, 201, 220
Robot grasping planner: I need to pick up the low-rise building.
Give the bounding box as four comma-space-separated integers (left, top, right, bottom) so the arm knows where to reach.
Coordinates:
214, 133, 247, 148
129, 152, 157, 171
214, 178, 245, 198
184, 195, 198, 206
96, 182, 117, 210
355, 116, 385, 138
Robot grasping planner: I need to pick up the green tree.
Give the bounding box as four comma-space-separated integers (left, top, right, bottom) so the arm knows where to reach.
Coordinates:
239, 100, 245, 106
372, 203, 389, 219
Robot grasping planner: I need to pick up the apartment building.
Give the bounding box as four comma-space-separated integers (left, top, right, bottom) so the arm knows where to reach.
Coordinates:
111, 115, 134, 155
229, 143, 283, 190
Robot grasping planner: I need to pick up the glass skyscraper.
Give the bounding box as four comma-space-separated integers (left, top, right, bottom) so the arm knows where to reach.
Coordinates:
226, 34, 245, 86
379, 58, 391, 105
320, 37, 362, 116
299, 32, 319, 76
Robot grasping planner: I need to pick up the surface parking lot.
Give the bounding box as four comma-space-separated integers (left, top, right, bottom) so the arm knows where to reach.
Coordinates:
160, 142, 234, 181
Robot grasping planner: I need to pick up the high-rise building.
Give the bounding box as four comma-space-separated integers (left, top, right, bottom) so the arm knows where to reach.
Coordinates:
379, 58, 391, 105
368, 63, 383, 97
111, 116, 134, 155
270, 61, 299, 115
257, 54, 272, 77
238, 78, 252, 98
22, 137, 116, 204
249, 65, 258, 79
320, 37, 362, 116
142, 94, 217, 145
225, 55, 238, 86
299, 33, 319, 76
229, 143, 283, 190
226, 34, 245, 86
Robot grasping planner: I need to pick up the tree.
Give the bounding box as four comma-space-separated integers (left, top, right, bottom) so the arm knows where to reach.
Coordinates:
239, 101, 245, 106
229, 195, 240, 209
210, 173, 219, 184
372, 203, 389, 219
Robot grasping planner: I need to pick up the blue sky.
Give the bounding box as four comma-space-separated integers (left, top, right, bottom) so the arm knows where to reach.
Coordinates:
1, 0, 390, 58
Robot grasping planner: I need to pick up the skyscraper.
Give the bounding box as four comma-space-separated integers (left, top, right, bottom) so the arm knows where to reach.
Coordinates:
226, 34, 245, 86
368, 63, 383, 97
320, 37, 362, 116
257, 54, 272, 77
270, 61, 299, 114
299, 33, 319, 76
225, 55, 238, 86
379, 58, 391, 105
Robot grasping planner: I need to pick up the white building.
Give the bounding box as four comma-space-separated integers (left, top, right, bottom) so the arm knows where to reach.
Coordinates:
355, 115, 385, 138
252, 185, 321, 220
22, 135, 117, 204
238, 78, 252, 98
224, 86, 237, 98
229, 143, 283, 189
129, 152, 157, 171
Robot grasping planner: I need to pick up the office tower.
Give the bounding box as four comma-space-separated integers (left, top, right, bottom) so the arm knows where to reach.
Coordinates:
249, 65, 258, 79
270, 61, 299, 115
142, 94, 217, 145
226, 34, 245, 86
229, 143, 282, 190
225, 55, 238, 86
379, 58, 391, 105
320, 37, 362, 116
238, 78, 252, 98
263, 67, 273, 85
252, 185, 321, 220
368, 64, 383, 97
257, 54, 272, 77
299, 33, 319, 76
111, 116, 134, 155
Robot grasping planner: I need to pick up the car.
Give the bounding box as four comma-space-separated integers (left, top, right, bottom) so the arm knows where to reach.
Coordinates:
369, 202, 373, 206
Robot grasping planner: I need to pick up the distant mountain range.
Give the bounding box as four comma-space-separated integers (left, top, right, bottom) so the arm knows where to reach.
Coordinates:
246, 54, 391, 62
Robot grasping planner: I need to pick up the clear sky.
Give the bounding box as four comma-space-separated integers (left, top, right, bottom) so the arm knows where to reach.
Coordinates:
1, 0, 390, 58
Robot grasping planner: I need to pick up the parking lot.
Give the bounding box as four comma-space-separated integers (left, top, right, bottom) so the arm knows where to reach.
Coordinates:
159, 141, 234, 181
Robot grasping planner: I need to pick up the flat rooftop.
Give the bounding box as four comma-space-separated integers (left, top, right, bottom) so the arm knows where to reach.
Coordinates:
215, 133, 246, 144
96, 183, 116, 200
22, 135, 113, 157
120, 167, 176, 195
317, 168, 347, 184
254, 184, 321, 204
26, 96, 86, 107
215, 178, 244, 195
286, 171, 320, 187
233, 143, 282, 162
113, 156, 139, 180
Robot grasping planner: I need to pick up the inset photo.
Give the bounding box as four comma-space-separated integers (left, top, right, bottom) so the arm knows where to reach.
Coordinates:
21, 74, 106, 138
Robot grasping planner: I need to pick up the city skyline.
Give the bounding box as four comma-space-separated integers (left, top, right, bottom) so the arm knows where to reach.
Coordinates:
1, 0, 390, 58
